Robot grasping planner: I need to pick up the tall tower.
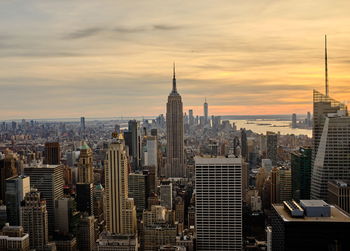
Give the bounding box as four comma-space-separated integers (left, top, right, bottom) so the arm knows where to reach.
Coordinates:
77, 141, 94, 184
21, 189, 49, 250
195, 156, 242, 250
105, 134, 136, 234
44, 142, 61, 165
166, 64, 185, 178
204, 98, 208, 124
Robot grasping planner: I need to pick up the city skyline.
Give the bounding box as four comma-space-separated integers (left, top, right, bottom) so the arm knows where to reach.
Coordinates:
1, 1, 350, 119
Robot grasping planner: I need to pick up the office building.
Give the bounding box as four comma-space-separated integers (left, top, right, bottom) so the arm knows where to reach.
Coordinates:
279, 167, 292, 202
271, 200, 350, 251
77, 215, 96, 251
166, 64, 185, 178
105, 134, 136, 234
311, 90, 350, 200
291, 113, 297, 128
127, 120, 141, 171
266, 132, 278, 166
20, 189, 49, 250
77, 141, 94, 184
144, 136, 158, 170
241, 129, 248, 162
23, 164, 64, 234
189, 109, 194, 126
128, 172, 147, 213
160, 182, 173, 210
54, 197, 80, 235
0, 224, 30, 251
96, 232, 138, 251
271, 167, 280, 204
5, 175, 30, 226
195, 156, 242, 251
44, 142, 61, 165
328, 180, 350, 214
0, 151, 18, 202
204, 98, 208, 124
76, 183, 94, 215
144, 225, 177, 251
291, 147, 312, 200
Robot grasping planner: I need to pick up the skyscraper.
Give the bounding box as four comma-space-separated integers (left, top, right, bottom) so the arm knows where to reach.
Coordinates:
240, 129, 248, 162
44, 142, 61, 165
5, 175, 30, 226
77, 141, 94, 184
23, 164, 64, 234
204, 98, 208, 124
310, 90, 350, 199
20, 189, 50, 250
195, 156, 242, 251
291, 113, 297, 128
166, 64, 185, 178
266, 132, 278, 166
189, 109, 194, 126
127, 120, 141, 171
105, 134, 136, 234
0, 151, 18, 202
291, 147, 312, 200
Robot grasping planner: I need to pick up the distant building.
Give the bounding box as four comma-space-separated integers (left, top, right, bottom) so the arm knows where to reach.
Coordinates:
44, 142, 61, 165
160, 182, 173, 210
291, 113, 297, 128
0, 151, 18, 202
266, 132, 278, 166
271, 200, 350, 251
77, 141, 94, 184
195, 156, 242, 250
328, 180, 350, 214
204, 98, 209, 124
166, 65, 185, 178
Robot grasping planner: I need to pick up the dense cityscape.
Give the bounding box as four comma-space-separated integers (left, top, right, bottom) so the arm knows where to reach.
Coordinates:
2, 1, 350, 251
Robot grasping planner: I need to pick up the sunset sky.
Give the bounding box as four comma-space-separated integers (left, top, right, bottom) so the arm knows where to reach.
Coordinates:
1, 0, 350, 119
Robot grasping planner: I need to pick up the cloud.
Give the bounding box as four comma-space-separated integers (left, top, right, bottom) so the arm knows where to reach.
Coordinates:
63, 27, 104, 39
153, 24, 182, 30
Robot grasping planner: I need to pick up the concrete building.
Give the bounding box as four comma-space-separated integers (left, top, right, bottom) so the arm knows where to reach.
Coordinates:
54, 197, 80, 235
271, 200, 350, 251
105, 134, 136, 234
195, 156, 242, 251
160, 182, 173, 210
20, 189, 49, 250
128, 172, 147, 213
328, 180, 350, 213
77, 141, 94, 184
44, 142, 61, 165
23, 163, 64, 234
166, 65, 185, 178
77, 215, 96, 251
0, 224, 30, 251
96, 232, 138, 251
5, 175, 30, 226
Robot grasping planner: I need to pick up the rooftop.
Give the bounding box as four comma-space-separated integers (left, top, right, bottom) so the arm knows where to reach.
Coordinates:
194, 156, 242, 165
273, 204, 350, 222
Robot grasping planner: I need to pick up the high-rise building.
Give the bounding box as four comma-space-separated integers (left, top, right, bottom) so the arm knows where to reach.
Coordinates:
105, 134, 136, 234
127, 120, 141, 171
5, 175, 30, 226
266, 132, 278, 166
271, 200, 350, 251
0, 151, 18, 203
80, 117, 86, 137
291, 113, 297, 128
144, 136, 158, 171
271, 167, 280, 204
23, 164, 64, 234
189, 109, 194, 126
128, 172, 147, 213
310, 90, 350, 200
279, 167, 292, 202
54, 197, 80, 235
204, 98, 208, 124
327, 180, 350, 214
0, 224, 30, 251
44, 142, 61, 165
166, 64, 185, 178
76, 183, 94, 215
160, 182, 173, 210
77, 215, 96, 251
20, 189, 50, 250
240, 129, 248, 162
195, 156, 242, 251
78, 141, 94, 184
291, 147, 312, 200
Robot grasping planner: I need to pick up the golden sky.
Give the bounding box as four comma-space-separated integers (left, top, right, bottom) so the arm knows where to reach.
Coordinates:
0, 0, 350, 119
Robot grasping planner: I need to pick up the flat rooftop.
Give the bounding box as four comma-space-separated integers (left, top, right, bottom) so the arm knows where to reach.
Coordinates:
300, 200, 328, 207
273, 204, 350, 222
194, 156, 242, 165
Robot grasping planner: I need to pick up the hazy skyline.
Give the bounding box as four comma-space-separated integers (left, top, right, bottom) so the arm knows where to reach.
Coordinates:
1, 0, 350, 119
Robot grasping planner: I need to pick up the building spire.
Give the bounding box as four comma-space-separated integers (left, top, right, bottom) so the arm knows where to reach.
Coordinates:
172, 62, 177, 93
325, 35, 329, 96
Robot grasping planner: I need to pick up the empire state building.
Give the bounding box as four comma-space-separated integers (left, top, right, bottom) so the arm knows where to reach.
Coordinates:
166, 64, 185, 177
